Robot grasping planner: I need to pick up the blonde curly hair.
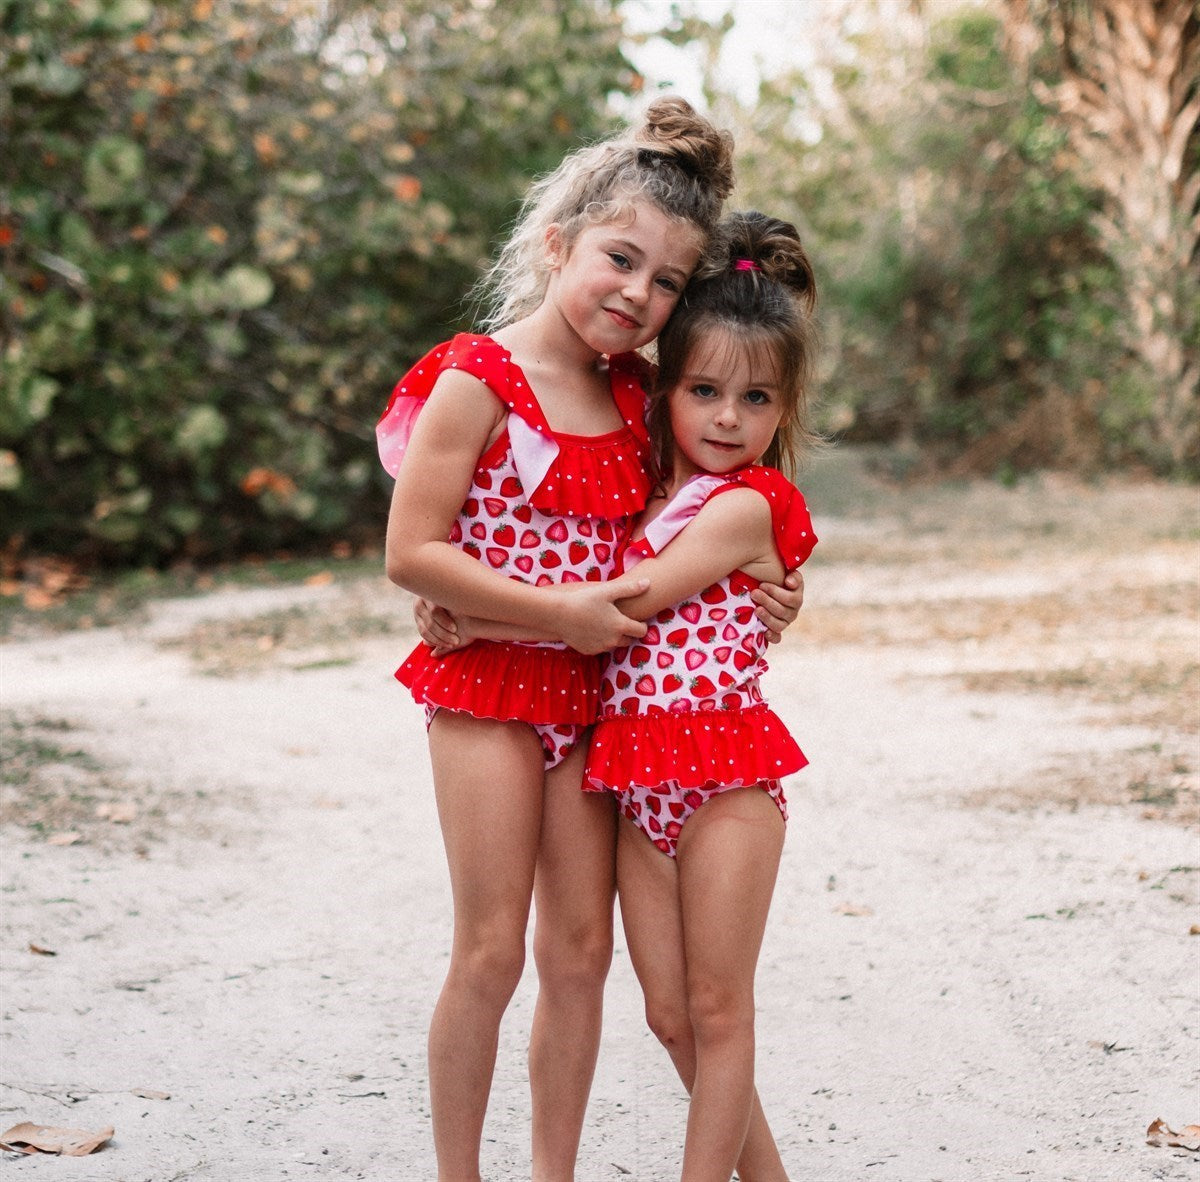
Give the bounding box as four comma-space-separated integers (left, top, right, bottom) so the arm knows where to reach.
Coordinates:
476, 96, 735, 331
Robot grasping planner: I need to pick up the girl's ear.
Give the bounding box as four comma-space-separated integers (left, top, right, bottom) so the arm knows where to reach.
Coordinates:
544, 223, 566, 270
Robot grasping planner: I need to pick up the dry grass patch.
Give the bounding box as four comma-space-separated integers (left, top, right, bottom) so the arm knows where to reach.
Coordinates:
156, 601, 407, 676
960, 661, 1200, 734
0, 712, 214, 851
959, 742, 1199, 830
794, 580, 1197, 650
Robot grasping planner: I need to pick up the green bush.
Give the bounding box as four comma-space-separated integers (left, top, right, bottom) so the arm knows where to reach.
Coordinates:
1, 0, 637, 563
735, 8, 1190, 478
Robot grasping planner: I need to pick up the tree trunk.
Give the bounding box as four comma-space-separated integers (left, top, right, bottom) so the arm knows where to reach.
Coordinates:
1002, 0, 1199, 472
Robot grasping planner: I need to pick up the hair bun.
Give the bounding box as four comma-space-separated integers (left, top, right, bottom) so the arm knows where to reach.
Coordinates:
635, 95, 735, 204
720, 211, 816, 313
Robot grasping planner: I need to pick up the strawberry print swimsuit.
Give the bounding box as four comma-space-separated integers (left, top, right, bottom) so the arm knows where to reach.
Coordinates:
584, 467, 817, 855
376, 332, 652, 767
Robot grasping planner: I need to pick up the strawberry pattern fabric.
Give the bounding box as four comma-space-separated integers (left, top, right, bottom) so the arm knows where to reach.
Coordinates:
378, 334, 653, 726
584, 466, 817, 855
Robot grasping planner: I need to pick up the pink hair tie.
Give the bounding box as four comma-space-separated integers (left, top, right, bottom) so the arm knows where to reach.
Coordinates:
734, 258, 761, 272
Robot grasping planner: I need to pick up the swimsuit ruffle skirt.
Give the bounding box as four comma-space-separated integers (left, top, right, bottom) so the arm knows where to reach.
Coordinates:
376, 332, 653, 726
585, 466, 817, 792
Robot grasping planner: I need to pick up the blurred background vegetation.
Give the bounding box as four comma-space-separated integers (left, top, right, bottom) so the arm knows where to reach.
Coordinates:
2, 0, 1196, 569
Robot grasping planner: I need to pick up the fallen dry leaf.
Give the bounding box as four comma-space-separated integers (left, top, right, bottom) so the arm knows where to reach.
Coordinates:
304, 570, 334, 587
0, 1121, 114, 1156
833, 902, 874, 917
130, 1088, 170, 1101
1146, 1118, 1200, 1152
21, 588, 56, 611
95, 801, 137, 824
28, 943, 56, 956
46, 832, 83, 846
1189, 924, 1200, 936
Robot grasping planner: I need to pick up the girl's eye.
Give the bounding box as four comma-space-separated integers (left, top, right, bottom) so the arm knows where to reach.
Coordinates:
746, 389, 771, 405
609, 252, 631, 269
655, 276, 680, 294
692, 384, 717, 399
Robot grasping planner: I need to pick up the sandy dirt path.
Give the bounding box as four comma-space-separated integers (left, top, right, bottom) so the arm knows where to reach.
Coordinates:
2, 457, 1197, 1180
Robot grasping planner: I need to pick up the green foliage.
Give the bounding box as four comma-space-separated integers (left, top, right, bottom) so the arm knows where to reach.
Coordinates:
736, 6, 1177, 477
1, 0, 638, 563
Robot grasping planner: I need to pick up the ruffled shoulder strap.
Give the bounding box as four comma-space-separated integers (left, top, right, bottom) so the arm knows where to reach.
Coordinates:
622, 474, 726, 570
376, 338, 451, 476
623, 467, 817, 573
377, 333, 522, 476
714, 466, 818, 569
377, 336, 653, 517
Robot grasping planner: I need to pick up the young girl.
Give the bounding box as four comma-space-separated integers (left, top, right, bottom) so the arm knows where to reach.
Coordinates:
380, 98, 801, 1180
583, 210, 819, 1181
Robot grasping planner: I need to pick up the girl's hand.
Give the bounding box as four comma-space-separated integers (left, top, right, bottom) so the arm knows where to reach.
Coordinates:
414, 598, 465, 655
552, 576, 650, 655
753, 569, 804, 644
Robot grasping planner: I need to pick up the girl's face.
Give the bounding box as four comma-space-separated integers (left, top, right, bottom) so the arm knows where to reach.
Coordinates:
545, 200, 702, 356
667, 328, 786, 482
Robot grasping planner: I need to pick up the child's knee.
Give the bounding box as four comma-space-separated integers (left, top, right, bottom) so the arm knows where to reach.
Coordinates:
644, 995, 692, 1054
686, 978, 754, 1043
534, 922, 613, 990
455, 933, 527, 1002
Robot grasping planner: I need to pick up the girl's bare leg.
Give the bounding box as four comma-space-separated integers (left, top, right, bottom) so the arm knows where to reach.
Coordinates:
529, 740, 619, 1181
616, 815, 788, 1181
677, 788, 785, 1182
426, 713, 547, 1182
614, 814, 691, 1063
737, 1091, 788, 1181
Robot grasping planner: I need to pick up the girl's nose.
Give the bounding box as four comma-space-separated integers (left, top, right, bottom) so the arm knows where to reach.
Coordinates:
714, 398, 739, 427
622, 272, 651, 305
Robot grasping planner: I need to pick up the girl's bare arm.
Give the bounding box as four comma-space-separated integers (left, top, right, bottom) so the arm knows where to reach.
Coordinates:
610, 489, 782, 622
386, 371, 647, 654
413, 597, 544, 656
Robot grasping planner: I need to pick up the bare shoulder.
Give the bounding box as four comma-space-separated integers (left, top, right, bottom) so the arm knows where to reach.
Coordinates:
427, 366, 506, 411
695, 485, 774, 534
418, 368, 507, 447
691, 485, 781, 579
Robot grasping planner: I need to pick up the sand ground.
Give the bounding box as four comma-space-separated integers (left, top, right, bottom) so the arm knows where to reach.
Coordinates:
2, 452, 1197, 1181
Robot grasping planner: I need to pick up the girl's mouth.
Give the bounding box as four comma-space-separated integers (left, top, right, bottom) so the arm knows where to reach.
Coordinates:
605, 308, 639, 330
705, 439, 740, 452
